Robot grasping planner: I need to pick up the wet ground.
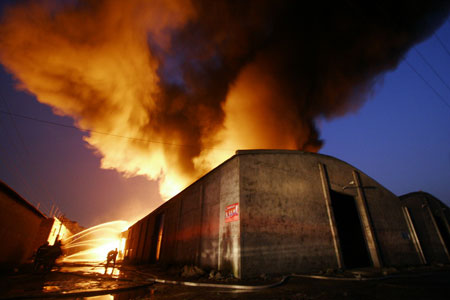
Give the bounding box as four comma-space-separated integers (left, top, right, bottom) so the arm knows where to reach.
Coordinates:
1, 263, 449, 300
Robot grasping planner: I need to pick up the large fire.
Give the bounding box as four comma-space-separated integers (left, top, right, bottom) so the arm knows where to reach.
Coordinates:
0, 1, 448, 203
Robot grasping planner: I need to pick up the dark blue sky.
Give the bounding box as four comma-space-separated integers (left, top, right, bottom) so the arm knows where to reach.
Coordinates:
0, 9, 449, 227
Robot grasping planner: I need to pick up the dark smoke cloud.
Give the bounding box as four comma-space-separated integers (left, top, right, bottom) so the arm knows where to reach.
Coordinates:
151, 0, 450, 173
0, 0, 449, 196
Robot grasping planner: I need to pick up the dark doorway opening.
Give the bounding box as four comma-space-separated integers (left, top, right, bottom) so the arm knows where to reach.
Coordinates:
330, 190, 371, 268
150, 213, 165, 263
434, 215, 450, 256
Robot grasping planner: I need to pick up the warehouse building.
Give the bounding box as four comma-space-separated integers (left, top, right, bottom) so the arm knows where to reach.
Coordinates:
124, 150, 449, 278
400, 192, 450, 265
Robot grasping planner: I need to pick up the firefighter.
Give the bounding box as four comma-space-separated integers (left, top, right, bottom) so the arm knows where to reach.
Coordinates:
33, 241, 49, 270
33, 240, 63, 271
105, 248, 118, 269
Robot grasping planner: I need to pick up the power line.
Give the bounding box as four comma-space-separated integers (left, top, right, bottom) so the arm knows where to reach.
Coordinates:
0, 109, 233, 152
0, 95, 29, 157
347, 2, 450, 112
405, 59, 450, 111
434, 33, 450, 58
414, 48, 450, 94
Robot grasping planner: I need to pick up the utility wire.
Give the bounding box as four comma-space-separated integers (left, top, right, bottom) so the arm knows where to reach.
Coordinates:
405, 60, 450, 111
0, 95, 29, 157
0, 109, 233, 152
414, 48, 450, 94
434, 33, 450, 58
366, 2, 450, 112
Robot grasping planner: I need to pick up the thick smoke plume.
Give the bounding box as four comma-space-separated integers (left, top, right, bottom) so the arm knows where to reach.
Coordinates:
0, 0, 448, 197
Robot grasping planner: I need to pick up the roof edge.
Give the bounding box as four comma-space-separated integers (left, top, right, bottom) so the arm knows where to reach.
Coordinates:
0, 180, 47, 219
399, 191, 441, 201
235, 149, 353, 165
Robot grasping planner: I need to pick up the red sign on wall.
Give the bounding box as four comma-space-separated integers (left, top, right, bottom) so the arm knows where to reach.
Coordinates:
225, 203, 239, 223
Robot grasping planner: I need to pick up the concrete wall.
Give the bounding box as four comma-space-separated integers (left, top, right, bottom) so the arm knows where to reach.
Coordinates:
125, 156, 240, 276
216, 156, 240, 277
239, 150, 420, 277
239, 151, 337, 276
401, 192, 450, 264
0, 181, 46, 269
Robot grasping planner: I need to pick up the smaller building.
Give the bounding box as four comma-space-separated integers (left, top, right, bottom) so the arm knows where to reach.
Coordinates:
0, 180, 46, 270
400, 192, 450, 265
36, 217, 73, 246
0, 180, 77, 271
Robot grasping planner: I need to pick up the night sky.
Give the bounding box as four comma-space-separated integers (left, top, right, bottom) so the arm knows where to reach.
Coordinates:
0, 1, 449, 228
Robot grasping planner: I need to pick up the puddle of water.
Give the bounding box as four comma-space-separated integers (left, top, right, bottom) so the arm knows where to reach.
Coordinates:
74, 286, 154, 300
42, 285, 61, 292
83, 295, 114, 300
60, 264, 121, 278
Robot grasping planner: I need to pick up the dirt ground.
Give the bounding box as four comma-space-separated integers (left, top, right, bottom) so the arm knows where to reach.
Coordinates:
0, 263, 449, 300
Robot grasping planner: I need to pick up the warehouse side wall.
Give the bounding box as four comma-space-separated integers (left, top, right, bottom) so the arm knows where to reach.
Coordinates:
125, 157, 241, 276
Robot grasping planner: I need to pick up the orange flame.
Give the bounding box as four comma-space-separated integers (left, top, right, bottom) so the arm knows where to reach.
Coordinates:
0, 0, 196, 198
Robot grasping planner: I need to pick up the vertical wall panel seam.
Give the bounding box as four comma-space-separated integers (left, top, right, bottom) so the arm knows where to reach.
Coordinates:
217, 164, 223, 271
238, 155, 242, 279
175, 197, 183, 263
139, 218, 150, 263
402, 206, 427, 264
133, 222, 142, 263
196, 183, 204, 265
318, 163, 343, 269
352, 170, 382, 268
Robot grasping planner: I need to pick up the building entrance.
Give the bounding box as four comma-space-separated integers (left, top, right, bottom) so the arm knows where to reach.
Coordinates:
330, 190, 371, 268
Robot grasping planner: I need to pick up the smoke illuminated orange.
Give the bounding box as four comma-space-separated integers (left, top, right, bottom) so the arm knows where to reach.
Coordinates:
0, 0, 197, 199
